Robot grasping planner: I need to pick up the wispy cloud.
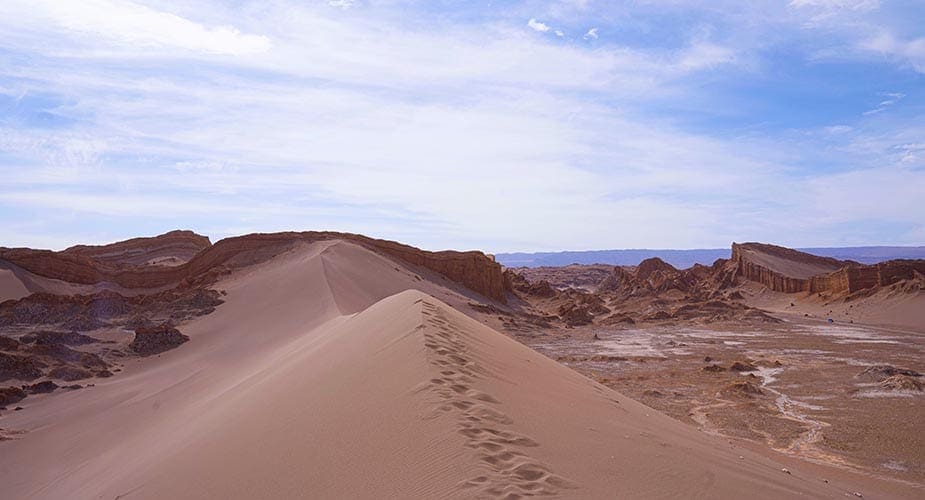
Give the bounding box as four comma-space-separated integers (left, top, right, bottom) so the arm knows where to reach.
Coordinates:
860, 33, 925, 73
862, 91, 905, 115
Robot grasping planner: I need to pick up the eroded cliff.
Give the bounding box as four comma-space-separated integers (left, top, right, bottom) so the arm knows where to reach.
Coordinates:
0, 231, 507, 303
732, 242, 925, 294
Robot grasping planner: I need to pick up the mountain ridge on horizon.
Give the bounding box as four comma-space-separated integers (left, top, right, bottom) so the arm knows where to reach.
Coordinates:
497, 245, 925, 269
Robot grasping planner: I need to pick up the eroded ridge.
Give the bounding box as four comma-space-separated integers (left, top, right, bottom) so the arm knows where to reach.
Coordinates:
417, 299, 574, 499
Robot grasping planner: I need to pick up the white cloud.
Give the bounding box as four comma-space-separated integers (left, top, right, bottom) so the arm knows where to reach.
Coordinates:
8, 0, 271, 56
860, 33, 925, 73
584, 28, 599, 40
676, 41, 737, 71
555, 30, 565, 37
328, 0, 357, 9
527, 18, 551, 33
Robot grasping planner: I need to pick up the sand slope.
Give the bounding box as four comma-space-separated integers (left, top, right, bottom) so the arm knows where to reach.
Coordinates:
0, 240, 892, 498
0, 265, 29, 302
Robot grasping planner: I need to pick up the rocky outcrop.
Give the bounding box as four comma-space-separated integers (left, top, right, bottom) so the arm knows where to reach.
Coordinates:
635, 257, 677, 281
130, 323, 190, 356
0, 386, 27, 406
1, 231, 507, 304
510, 264, 614, 292
731, 242, 845, 293
360, 234, 506, 303
597, 266, 635, 293
814, 260, 925, 294
0, 352, 44, 381
879, 375, 924, 392
503, 270, 556, 298
729, 360, 757, 372
732, 242, 925, 294
62, 230, 211, 267
856, 365, 922, 382
721, 380, 764, 398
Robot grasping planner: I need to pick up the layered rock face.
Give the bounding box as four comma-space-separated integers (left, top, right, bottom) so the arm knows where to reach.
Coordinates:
0, 231, 507, 304
731, 242, 844, 293
817, 260, 925, 293
732, 242, 925, 294
62, 230, 211, 267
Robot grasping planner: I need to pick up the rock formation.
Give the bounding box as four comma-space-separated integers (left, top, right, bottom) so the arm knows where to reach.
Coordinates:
1, 231, 507, 303
62, 230, 211, 267
731, 242, 925, 295
730, 242, 844, 293
130, 323, 190, 356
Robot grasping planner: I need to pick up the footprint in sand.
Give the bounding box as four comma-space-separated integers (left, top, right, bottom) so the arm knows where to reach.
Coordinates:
419, 301, 572, 498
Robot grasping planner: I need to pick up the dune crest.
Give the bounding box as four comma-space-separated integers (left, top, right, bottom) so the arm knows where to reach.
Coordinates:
0, 239, 886, 499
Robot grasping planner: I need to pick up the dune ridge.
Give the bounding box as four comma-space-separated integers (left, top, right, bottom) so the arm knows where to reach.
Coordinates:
1, 239, 901, 499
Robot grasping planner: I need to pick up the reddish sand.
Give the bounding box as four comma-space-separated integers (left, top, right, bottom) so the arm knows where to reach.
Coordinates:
0, 240, 915, 498
0, 266, 29, 303
747, 281, 925, 332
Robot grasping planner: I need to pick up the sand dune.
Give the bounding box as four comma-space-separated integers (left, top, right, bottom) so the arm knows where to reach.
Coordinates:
0, 240, 903, 498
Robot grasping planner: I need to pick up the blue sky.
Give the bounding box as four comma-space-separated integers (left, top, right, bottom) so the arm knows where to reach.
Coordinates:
0, 0, 923, 252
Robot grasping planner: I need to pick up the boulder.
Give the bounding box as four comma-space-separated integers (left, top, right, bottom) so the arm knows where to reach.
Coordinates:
729, 361, 757, 372
130, 323, 190, 356
24, 380, 58, 394
879, 375, 924, 392
0, 386, 27, 406
0, 352, 44, 381
856, 365, 921, 382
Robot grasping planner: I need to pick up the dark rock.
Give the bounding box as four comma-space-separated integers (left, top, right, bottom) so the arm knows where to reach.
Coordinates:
557, 303, 594, 326
0, 336, 20, 351
130, 323, 190, 356
61, 315, 107, 332
24, 381, 58, 394
48, 366, 94, 381
643, 310, 671, 321
28, 344, 107, 368
601, 313, 635, 325
879, 375, 924, 392
123, 315, 155, 330
729, 361, 758, 372
0, 386, 27, 406
19, 330, 97, 346
721, 381, 764, 398
856, 365, 922, 382
0, 352, 44, 381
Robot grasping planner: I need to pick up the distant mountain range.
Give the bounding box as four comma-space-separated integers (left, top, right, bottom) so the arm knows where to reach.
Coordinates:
495, 246, 925, 269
